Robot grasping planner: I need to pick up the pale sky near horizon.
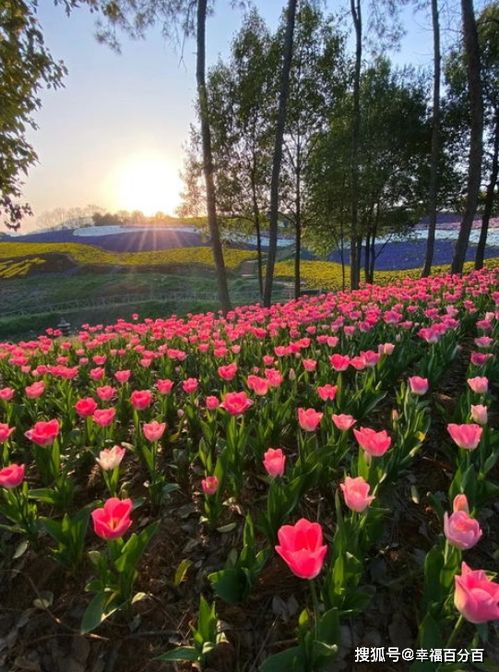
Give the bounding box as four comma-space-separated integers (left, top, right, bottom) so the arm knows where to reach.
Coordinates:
21, 0, 463, 230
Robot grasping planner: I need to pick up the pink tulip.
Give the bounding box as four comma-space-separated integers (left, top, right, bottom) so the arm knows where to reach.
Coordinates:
92, 408, 116, 427
354, 427, 391, 457
0, 463, 25, 489
25, 381, 45, 399
143, 420, 166, 442
408, 376, 429, 396
201, 475, 219, 495
470, 352, 493, 366
96, 385, 116, 401
350, 355, 366, 370
340, 476, 375, 512
454, 562, 499, 623
470, 404, 488, 426
447, 423, 482, 450
75, 397, 98, 418
378, 342, 395, 355
205, 395, 220, 410
329, 354, 350, 371
0, 387, 14, 401
96, 445, 126, 471
25, 419, 60, 446
264, 368, 283, 388
467, 376, 488, 395
115, 370, 131, 384
91, 497, 133, 540
0, 423, 14, 442
332, 414, 356, 431
317, 384, 338, 402
220, 391, 253, 415
297, 407, 323, 432
156, 378, 174, 394
474, 336, 493, 348
275, 518, 328, 580
444, 511, 482, 550
218, 363, 238, 381
263, 448, 286, 478
89, 367, 105, 381
362, 350, 380, 367
182, 378, 199, 394
130, 389, 153, 410
302, 358, 317, 372
247, 375, 270, 396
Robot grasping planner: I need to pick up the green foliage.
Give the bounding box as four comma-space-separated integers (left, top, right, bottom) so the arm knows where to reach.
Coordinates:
81, 521, 158, 633
156, 595, 228, 667
260, 606, 340, 672
208, 513, 268, 603
41, 504, 94, 570
0, 1, 67, 228
306, 57, 436, 260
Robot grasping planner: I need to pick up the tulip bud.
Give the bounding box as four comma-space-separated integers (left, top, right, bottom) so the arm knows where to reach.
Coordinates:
453, 494, 469, 514
470, 404, 488, 426
201, 475, 219, 496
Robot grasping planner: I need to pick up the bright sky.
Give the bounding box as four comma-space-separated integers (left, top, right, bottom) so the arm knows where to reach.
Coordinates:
22, 1, 454, 228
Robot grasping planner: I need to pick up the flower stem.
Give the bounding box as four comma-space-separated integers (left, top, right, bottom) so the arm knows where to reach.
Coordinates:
310, 580, 320, 642
446, 615, 464, 649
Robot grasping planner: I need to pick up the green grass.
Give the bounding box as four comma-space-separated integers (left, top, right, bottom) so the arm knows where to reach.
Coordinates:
0, 270, 292, 340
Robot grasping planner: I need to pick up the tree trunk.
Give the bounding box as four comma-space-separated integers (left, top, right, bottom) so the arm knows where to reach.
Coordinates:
422, 0, 441, 277
451, 0, 484, 274
350, 0, 362, 290
364, 230, 370, 283
369, 202, 380, 283
370, 233, 376, 284
250, 164, 264, 298
196, 0, 231, 313
356, 236, 362, 285
263, 0, 298, 307
294, 151, 301, 300
339, 214, 346, 291
475, 108, 499, 269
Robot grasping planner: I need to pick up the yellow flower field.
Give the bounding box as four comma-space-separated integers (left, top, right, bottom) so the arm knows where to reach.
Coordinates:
0, 243, 254, 271
0, 257, 46, 279
274, 257, 499, 290
1, 240, 498, 289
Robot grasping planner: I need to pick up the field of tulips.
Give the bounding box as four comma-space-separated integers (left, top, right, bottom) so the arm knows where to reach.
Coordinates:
0, 268, 498, 672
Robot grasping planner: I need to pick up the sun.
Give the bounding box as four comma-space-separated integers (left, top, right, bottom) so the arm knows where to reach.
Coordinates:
112, 153, 182, 216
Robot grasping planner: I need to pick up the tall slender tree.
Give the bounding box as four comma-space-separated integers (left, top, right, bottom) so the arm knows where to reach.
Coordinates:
350, 0, 362, 289
264, 0, 298, 308
280, 2, 346, 299
196, 0, 231, 311
451, 0, 483, 274
474, 2, 499, 269
422, 0, 441, 277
